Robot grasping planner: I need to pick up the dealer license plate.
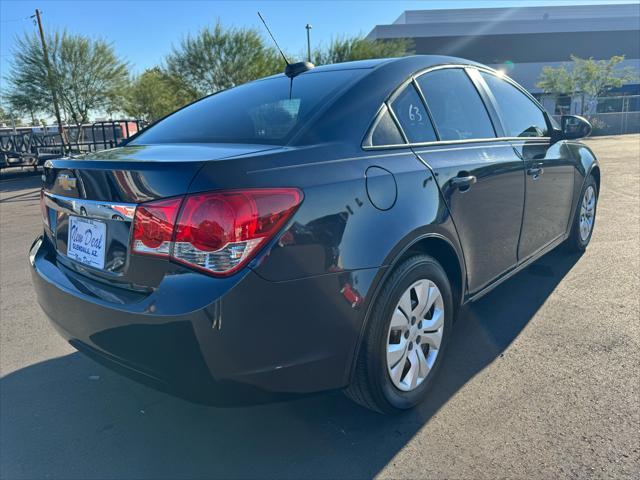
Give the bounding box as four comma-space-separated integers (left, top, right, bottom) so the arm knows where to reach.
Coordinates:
67, 216, 107, 269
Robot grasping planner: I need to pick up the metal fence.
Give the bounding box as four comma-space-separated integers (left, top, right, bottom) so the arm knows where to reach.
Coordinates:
552, 112, 640, 136
0, 119, 145, 170
595, 95, 640, 114
547, 94, 640, 136
60, 120, 145, 153
588, 111, 640, 136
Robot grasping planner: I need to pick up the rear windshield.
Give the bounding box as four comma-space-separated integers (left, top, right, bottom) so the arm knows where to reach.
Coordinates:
130, 70, 362, 146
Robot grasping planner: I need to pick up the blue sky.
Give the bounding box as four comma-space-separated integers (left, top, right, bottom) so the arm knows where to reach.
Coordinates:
1, 0, 638, 82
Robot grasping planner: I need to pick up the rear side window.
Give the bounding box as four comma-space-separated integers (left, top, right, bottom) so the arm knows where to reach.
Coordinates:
371, 108, 405, 146
481, 72, 549, 137
416, 69, 495, 141
131, 70, 362, 146
390, 84, 437, 143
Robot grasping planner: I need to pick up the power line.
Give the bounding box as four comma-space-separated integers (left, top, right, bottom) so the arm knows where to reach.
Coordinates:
0, 16, 31, 24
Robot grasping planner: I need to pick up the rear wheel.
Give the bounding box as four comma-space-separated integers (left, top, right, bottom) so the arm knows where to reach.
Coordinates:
345, 255, 453, 414
565, 175, 598, 253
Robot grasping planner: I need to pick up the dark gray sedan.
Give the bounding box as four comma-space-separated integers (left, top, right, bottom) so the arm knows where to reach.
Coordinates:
31, 55, 599, 413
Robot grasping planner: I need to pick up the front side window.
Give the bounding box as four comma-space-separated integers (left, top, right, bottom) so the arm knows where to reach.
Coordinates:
481, 72, 549, 137
131, 70, 362, 146
390, 84, 437, 143
416, 68, 496, 141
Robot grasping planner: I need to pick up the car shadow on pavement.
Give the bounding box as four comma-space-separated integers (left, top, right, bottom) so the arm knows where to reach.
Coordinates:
0, 249, 581, 479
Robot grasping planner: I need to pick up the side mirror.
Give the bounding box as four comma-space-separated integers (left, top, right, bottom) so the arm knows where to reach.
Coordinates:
560, 115, 592, 140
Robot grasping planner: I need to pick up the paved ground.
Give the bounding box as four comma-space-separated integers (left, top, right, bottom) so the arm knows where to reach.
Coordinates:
1, 135, 639, 479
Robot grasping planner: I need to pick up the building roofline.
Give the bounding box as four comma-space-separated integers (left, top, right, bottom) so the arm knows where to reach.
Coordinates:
392, 3, 639, 24
369, 3, 640, 39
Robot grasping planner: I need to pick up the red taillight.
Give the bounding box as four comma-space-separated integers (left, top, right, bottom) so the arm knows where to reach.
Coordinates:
131, 188, 302, 276
131, 197, 182, 257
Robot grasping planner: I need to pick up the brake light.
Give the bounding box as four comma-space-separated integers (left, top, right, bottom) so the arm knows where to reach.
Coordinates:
131, 188, 302, 276
131, 197, 182, 257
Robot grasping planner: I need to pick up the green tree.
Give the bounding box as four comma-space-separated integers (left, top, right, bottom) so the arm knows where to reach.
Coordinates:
55, 33, 129, 126
166, 22, 284, 101
313, 36, 412, 65
1, 91, 29, 125
571, 55, 638, 99
4, 31, 129, 129
3, 32, 53, 124
125, 68, 185, 122
4, 91, 41, 125
537, 64, 574, 96
537, 55, 638, 114
0, 103, 23, 125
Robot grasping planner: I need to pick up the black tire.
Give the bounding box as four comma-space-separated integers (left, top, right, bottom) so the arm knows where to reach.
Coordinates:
565, 174, 598, 253
345, 255, 454, 414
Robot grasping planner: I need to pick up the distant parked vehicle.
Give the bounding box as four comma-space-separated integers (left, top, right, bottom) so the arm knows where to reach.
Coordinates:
31, 56, 599, 413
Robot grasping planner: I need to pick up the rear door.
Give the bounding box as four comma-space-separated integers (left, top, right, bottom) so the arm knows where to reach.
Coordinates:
406, 67, 526, 293
478, 72, 575, 260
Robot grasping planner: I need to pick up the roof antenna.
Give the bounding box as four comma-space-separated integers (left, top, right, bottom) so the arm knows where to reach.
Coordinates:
257, 11, 315, 79
258, 11, 289, 66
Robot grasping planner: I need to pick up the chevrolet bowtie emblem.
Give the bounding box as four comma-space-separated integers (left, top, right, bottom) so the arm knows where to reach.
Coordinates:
57, 174, 77, 191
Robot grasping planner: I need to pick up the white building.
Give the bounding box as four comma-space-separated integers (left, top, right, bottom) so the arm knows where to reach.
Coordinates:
367, 4, 640, 115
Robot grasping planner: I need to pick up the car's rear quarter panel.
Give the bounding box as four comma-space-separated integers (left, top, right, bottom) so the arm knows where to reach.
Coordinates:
190, 144, 462, 281
192, 144, 465, 389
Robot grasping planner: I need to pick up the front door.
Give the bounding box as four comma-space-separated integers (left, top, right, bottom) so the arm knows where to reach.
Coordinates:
512, 139, 575, 259
477, 71, 576, 260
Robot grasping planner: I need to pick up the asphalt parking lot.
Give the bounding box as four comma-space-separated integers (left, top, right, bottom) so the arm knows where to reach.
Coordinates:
1, 135, 638, 479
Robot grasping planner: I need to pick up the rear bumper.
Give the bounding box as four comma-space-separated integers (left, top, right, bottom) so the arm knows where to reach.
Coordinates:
29, 235, 379, 403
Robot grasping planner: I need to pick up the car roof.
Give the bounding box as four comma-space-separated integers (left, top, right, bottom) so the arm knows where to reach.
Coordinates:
309, 58, 396, 72
291, 55, 493, 146
261, 56, 489, 84
307, 55, 486, 74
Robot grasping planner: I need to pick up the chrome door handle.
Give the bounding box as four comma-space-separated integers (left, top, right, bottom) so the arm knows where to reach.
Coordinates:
450, 175, 477, 191
527, 167, 544, 179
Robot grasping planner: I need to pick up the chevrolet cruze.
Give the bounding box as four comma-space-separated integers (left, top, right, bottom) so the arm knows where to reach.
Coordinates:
30, 56, 599, 413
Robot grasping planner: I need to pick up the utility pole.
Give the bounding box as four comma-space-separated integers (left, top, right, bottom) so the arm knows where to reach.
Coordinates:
305, 24, 312, 62
33, 9, 66, 151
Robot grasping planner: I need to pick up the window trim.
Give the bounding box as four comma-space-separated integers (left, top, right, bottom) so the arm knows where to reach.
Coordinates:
463, 67, 505, 138
361, 64, 551, 151
411, 78, 441, 141
385, 101, 410, 144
